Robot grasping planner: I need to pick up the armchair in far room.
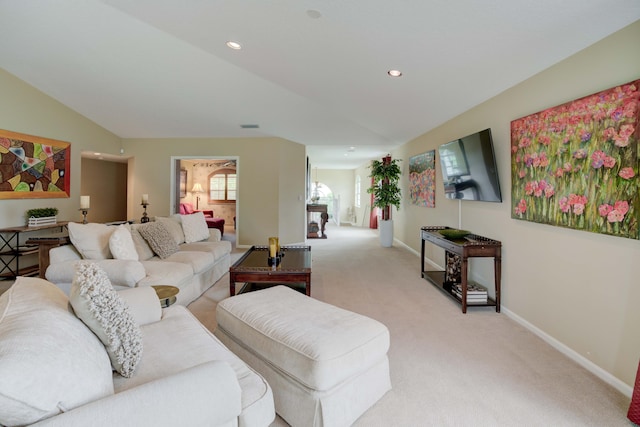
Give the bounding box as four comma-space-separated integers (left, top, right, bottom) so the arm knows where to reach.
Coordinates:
180, 202, 213, 218
180, 202, 226, 236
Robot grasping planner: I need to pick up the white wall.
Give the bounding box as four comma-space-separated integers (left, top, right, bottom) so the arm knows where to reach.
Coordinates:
390, 21, 640, 390
0, 69, 122, 228
122, 137, 306, 247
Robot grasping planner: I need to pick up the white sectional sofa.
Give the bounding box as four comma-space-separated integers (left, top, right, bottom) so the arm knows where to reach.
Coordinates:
46, 212, 231, 305
0, 275, 275, 426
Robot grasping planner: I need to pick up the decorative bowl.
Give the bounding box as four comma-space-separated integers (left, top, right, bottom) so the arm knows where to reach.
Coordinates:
438, 229, 471, 239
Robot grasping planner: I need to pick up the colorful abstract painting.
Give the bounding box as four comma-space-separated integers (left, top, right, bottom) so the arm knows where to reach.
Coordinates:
409, 150, 436, 207
0, 129, 71, 199
511, 79, 640, 239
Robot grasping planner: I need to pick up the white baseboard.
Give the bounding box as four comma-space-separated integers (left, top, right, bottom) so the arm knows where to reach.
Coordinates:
502, 307, 632, 397
400, 238, 633, 398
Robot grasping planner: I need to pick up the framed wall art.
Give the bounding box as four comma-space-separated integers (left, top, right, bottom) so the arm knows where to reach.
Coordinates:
0, 129, 71, 199
511, 79, 640, 239
409, 150, 436, 207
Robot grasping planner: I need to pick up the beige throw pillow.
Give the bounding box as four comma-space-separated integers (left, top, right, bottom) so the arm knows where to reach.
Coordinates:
129, 224, 155, 261
70, 261, 143, 378
109, 225, 138, 261
137, 221, 179, 259
181, 211, 210, 243
68, 222, 115, 259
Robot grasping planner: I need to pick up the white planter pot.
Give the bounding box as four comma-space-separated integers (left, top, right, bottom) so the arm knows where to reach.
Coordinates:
379, 219, 394, 247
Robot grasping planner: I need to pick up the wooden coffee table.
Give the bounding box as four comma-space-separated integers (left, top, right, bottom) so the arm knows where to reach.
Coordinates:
229, 245, 312, 296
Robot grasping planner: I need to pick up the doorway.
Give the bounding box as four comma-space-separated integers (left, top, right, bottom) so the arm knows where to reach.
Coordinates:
80, 155, 128, 223
173, 157, 238, 239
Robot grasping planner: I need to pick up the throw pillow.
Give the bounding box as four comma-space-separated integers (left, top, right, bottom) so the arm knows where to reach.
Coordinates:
69, 261, 143, 378
129, 224, 155, 261
137, 221, 179, 259
181, 211, 210, 243
109, 225, 138, 261
0, 277, 113, 426
68, 222, 115, 259
155, 216, 185, 245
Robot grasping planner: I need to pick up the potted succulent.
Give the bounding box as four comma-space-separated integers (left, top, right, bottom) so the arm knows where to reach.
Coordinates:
367, 155, 402, 247
26, 207, 59, 227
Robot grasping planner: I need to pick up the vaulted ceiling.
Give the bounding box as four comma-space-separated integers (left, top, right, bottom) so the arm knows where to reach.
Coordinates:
1, 1, 638, 168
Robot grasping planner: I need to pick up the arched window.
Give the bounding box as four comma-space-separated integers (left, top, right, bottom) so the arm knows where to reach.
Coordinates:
208, 168, 236, 203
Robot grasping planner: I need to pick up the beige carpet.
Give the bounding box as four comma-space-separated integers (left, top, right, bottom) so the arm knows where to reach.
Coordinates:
188, 225, 632, 426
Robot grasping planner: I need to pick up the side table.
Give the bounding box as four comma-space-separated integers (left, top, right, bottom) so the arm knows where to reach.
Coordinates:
152, 285, 179, 308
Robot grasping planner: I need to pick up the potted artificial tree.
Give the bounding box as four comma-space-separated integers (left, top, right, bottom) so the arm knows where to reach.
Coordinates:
367, 155, 402, 247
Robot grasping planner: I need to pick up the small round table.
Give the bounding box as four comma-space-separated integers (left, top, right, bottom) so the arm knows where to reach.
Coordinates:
152, 285, 179, 308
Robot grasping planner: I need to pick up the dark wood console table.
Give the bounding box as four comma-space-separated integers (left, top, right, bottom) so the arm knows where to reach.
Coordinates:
0, 222, 68, 280
420, 226, 501, 313
306, 204, 328, 239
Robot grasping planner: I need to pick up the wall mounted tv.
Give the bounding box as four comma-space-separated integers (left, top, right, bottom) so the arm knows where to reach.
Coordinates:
438, 128, 502, 202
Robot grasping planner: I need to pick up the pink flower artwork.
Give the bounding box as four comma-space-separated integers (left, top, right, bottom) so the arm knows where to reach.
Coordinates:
510, 79, 640, 239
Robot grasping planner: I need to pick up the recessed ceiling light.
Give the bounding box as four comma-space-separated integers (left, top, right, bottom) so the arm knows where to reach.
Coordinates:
226, 41, 242, 50
388, 69, 403, 77
306, 9, 322, 19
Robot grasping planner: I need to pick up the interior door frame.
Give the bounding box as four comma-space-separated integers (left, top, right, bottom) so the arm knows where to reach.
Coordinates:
170, 155, 240, 241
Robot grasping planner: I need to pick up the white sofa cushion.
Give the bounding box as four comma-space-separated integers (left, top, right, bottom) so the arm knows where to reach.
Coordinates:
181, 212, 210, 243
164, 251, 214, 274
0, 277, 113, 426
180, 240, 233, 262
68, 222, 115, 260
137, 260, 193, 289
114, 305, 275, 426
70, 261, 143, 378
137, 222, 179, 259
109, 225, 138, 261
117, 287, 162, 326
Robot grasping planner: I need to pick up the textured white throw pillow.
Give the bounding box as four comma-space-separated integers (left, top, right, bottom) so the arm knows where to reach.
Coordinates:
137, 221, 179, 259
0, 277, 113, 426
70, 261, 143, 378
109, 225, 138, 261
68, 222, 115, 259
181, 211, 210, 243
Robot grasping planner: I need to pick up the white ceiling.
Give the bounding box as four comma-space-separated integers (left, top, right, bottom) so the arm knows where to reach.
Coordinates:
0, 1, 638, 169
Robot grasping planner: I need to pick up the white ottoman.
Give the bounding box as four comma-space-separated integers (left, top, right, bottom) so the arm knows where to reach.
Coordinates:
215, 286, 391, 427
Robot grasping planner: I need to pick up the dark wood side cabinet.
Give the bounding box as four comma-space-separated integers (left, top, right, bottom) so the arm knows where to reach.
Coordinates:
420, 226, 501, 313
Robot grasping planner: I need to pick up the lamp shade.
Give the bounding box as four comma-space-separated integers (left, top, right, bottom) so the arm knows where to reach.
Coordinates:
191, 183, 204, 193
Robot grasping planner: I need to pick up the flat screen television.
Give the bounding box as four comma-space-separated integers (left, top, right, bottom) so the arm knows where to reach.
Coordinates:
438, 128, 502, 202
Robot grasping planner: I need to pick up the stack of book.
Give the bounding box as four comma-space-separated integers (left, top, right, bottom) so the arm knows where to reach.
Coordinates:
452, 282, 488, 304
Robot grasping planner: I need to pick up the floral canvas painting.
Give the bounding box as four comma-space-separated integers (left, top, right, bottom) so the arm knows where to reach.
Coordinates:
511, 79, 640, 239
0, 129, 71, 199
409, 150, 436, 207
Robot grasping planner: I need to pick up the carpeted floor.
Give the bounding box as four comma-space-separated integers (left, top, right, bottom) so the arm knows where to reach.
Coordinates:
188, 225, 632, 426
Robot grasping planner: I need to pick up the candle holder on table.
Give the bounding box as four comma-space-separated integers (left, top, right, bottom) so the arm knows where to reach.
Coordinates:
267, 236, 282, 268
79, 208, 90, 224
141, 203, 150, 223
